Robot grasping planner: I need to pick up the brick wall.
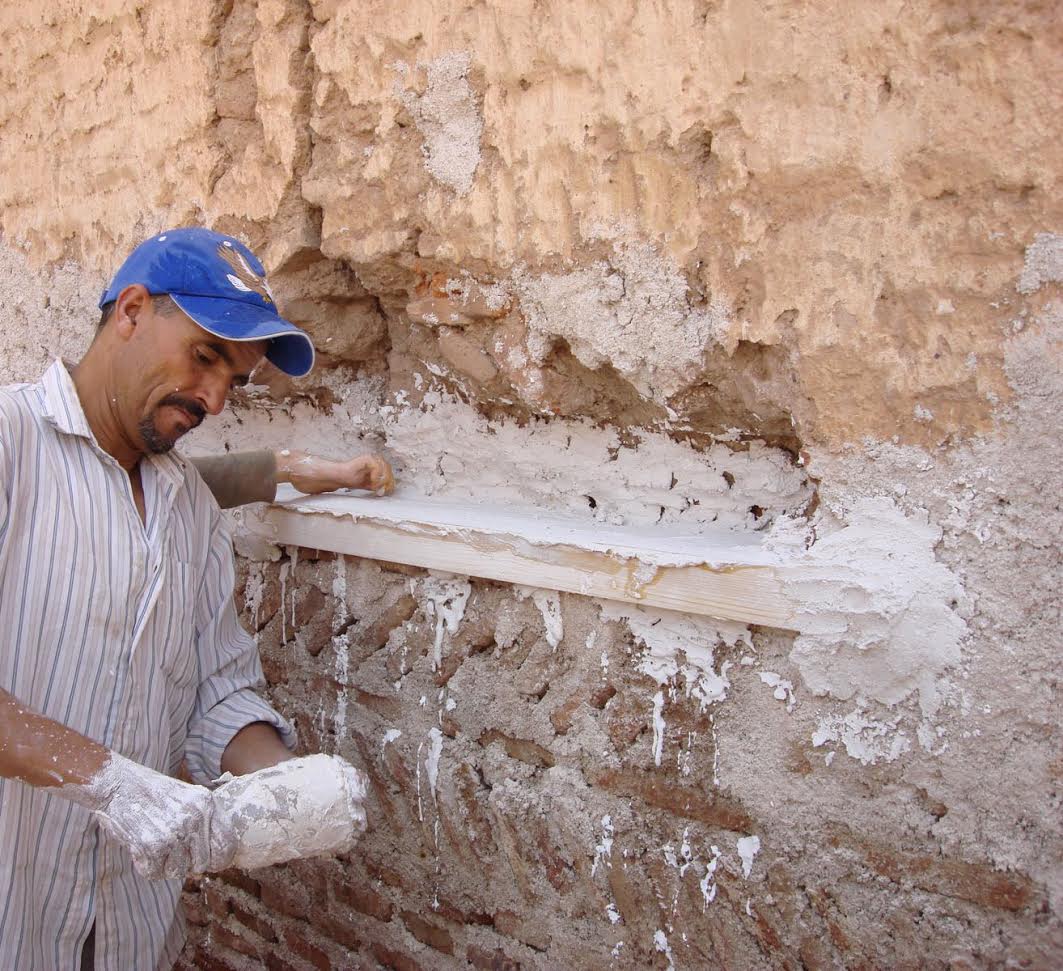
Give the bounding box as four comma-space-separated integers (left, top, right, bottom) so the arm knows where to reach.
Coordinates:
176, 549, 1052, 970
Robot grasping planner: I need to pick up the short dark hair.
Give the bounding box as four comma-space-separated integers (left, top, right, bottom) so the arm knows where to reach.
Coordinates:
98, 293, 180, 329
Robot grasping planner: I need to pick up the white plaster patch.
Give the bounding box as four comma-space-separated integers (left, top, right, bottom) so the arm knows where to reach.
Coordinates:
601, 602, 746, 708
394, 52, 483, 195
515, 233, 731, 401
759, 671, 796, 712
812, 708, 911, 765
383, 389, 811, 530
736, 835, 760, 878
773, 498, 966, 719
1017, 232, 1063, 294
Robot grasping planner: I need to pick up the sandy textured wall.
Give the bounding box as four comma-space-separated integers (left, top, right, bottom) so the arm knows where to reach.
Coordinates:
1, 1, 1061, 968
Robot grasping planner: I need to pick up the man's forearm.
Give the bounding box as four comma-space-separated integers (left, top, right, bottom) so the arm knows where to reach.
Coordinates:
220, 721, 296, 777
0, 687, 109, 788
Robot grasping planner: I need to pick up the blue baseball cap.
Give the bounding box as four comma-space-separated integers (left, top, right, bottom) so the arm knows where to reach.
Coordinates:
99, 227, 315, 377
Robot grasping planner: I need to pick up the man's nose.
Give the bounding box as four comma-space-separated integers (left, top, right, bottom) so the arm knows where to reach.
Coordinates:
199, 378, 228, 416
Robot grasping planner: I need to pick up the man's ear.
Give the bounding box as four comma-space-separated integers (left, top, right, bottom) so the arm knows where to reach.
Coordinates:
112, 284, 152, 341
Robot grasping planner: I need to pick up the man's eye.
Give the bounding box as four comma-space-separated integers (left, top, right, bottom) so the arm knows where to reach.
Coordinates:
194, 349, 212, 365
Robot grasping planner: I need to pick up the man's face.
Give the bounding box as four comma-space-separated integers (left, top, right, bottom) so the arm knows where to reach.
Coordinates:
120, 297, 267, 455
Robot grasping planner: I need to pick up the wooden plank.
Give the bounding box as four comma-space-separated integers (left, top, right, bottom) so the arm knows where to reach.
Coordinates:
248, 490, 797, 630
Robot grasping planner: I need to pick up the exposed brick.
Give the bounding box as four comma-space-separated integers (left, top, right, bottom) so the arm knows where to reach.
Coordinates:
260, 876, 318, 922
264, 954, 303, 971
359, 593, 417, 650
182, 892, 209, 927
372, 941, 424, 971
212, 922, 262, 959
829, 826, 1039, 912
283, 925, 332, 971
591, 768, 754, 832
310, 911, 363, 952
433, 898, 492, 927
352, 687, 403, 720
231, 901, 277, 943
467, 943, 522, 970
331, 878, 394, 922
365, 859, 406, 890
494, 909, 551, 952
193, 943, 248, 971
216, 868, 262, 898
204, 884, 233, 919
478, 729, 556, 768
401, 909, 454, 954
549, 691, 582, 734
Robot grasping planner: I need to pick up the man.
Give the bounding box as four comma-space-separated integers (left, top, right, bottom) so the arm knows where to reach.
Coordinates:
0, 228, 383, 970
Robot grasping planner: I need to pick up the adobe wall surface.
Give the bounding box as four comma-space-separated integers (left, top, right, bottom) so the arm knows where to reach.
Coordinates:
0, 1, 1060, 969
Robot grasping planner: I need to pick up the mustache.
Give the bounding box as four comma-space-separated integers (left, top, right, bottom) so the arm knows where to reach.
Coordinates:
157, 394, 206, 427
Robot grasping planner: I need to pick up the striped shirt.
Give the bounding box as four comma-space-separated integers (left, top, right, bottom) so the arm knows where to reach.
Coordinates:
0, 361, 296, 971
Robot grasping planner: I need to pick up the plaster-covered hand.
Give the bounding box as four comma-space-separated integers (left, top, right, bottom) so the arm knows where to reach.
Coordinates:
276, 450, 395, 497
62, 752, 237, 880
210, 753, 368, 870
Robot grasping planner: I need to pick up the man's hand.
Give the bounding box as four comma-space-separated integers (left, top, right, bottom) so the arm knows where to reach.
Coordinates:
275, 450, 395, 497
62, 753, 237, 880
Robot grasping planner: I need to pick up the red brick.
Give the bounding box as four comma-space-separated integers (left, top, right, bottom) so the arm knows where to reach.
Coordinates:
371, 942, 424, 971
265, 954, 303, 971
310, 911, 362, 951
331, 879, 394, 922
212, 922, 261, 958
216, 868, 262, 898
283, 925, 332, 971
231, 901, 277, 943
401, 909, 454, 954
182, 893, 209, 927
591, 768, 754, 832
494, 910, 551, 952
467, 943, 522, 970
261, 879, 315, 921
828, 825, 1040, 911
204, 885, 233, 919
193, 944, 248, 971
478, 729, 556, 768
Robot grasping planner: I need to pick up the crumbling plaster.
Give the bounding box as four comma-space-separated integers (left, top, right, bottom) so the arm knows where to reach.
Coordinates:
0, 0, 1060, 967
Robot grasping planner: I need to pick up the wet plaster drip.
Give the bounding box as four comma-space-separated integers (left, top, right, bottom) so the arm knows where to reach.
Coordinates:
421, 574, 471, 670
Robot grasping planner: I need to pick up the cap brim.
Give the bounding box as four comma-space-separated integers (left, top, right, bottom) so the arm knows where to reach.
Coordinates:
171, 294, 316, 377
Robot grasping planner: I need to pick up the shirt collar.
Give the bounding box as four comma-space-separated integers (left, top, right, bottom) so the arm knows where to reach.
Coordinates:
40, 359, 188, 485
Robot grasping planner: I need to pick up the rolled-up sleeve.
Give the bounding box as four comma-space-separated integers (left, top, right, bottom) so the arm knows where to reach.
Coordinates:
184, 510, 297, 785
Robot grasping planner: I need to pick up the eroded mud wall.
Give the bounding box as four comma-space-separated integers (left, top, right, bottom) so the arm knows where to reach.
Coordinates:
0, 1, 1060, 968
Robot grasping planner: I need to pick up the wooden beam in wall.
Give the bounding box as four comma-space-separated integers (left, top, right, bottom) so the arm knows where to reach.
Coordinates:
248, 488, 797, 630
